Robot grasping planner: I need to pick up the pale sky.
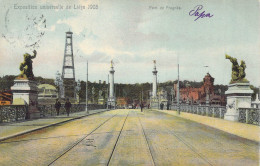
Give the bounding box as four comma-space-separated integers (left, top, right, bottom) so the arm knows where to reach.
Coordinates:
0, 0, 259, 86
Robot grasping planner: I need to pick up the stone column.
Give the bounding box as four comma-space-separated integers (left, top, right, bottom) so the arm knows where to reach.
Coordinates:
152, 64, 158, 98
108, 61, 115, 108
109, 65, 115, 98
151, 61, 159, 109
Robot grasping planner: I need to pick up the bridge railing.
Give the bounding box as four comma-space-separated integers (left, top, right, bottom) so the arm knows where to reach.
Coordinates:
0, 105, 27, 123
171, 104, 226, 119
0, 104, 106, 123
238, 108, 260, 125
171, 104, 260, 125
38, 104, 106, 117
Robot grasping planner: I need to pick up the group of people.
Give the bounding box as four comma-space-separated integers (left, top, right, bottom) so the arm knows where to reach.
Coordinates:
160, 102, 171, 110
55, 99, 168, 115
54, 98, 72, 116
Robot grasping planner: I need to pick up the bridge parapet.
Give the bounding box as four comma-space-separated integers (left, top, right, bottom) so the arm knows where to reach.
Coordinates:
0, 104, 106, 123
171, 104, 259, 125
173, 104, 226, 118
238, 108, 260, 125
38, 104, 106, 117
0, 105, 27, 123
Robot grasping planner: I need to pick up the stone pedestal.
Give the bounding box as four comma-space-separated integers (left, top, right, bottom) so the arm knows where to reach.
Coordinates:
11, 79, 40, 119
151, 97, 159, 109
224, 83, 253, 121
98, 98, 104, 105
161, 99, 168, 110
107, 97, 116, 109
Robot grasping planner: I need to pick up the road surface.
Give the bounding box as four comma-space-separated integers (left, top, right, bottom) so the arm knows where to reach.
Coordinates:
0, 109, 258, 166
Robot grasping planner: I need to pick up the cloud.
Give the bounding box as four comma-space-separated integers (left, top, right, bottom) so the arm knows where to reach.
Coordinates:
0, 38, 20, 73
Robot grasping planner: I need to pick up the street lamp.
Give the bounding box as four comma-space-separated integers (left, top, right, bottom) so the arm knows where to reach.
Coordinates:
107, 74, 109, 109
177, 63, 180, 115
86, 61, 88, 113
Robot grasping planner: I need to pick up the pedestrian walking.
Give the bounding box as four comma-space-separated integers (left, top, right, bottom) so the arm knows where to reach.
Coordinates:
167, 103, 170, 110
162, 103, 164, 110
140, 102, 144, 112
160, 102, 164, 110
65, 98, 72, 116
55, 99, 61, 116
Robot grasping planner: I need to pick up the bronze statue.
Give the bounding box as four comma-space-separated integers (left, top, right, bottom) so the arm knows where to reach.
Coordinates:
111, 60, 114, 67
225, 54, 248, 83
18, 50, 37, 80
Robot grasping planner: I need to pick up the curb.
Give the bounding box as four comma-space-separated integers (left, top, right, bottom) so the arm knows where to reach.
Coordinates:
0, 109, 109, 142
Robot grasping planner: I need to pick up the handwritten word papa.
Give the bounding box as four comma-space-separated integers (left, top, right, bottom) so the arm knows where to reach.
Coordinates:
189, 5, 213, 21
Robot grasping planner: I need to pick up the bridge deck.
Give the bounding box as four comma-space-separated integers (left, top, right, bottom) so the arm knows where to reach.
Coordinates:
0, 109, 258, 166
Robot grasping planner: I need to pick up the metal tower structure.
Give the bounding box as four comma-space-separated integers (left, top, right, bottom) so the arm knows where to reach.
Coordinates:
61, 31, 76, 99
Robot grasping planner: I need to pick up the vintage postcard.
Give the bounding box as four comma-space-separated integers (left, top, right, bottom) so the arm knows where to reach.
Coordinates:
0, 0, 259, 165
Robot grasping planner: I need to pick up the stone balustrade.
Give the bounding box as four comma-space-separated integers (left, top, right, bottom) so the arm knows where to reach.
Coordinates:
171, 104, 226, 119
38, 104, 106, 117
171, 104, 260, 125
238, 108, 260, 125
0, 105, 27, 123
0, 104, 106, 123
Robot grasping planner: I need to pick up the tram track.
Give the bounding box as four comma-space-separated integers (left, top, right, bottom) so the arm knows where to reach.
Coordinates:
48, 112, 119, 166
1, 109, 258, 166
0, 110, 259, 165
106, 110, 130, 166
148, 110, 214, 166
137, 111, 156, 166
162, 120, 214, 166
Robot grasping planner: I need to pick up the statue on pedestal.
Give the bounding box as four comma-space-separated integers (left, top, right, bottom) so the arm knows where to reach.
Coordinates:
224, 54, 253, 122
98, 89, 105, 105
18, 50, 37, 80
12, 50, 39, 118
111, 60, 114, 67
99, 90, 103, 99
225, 54, 248, 83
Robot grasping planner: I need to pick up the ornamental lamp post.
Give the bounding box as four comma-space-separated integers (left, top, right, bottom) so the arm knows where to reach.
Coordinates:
86, 61, 88, 113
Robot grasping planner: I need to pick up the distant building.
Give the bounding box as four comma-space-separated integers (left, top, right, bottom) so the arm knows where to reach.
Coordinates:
117, 97, 129, 108
38, 84, 58, 99
158, 88, 169, 106
174, 73, 226, 106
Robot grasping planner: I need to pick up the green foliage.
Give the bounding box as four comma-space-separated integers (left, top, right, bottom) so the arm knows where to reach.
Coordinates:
214, 84, 228, 95
0, 75, 16, 90
250, 85, 259, 100
34, 76, 55, 85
